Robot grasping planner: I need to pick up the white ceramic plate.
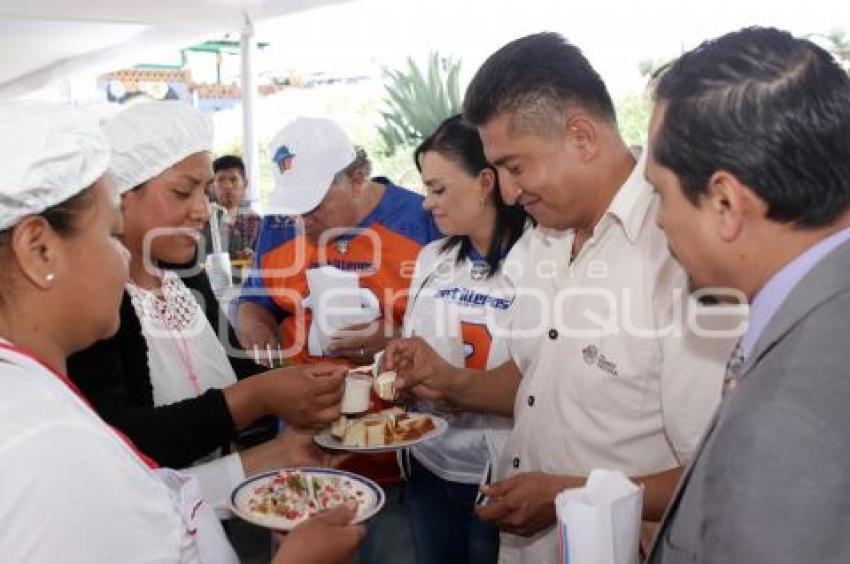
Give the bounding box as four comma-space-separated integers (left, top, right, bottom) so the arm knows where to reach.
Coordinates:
230, 467, 385, 531
313, 414, 449, 453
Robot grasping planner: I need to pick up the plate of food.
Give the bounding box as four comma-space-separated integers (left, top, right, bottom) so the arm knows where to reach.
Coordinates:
314, 407, 448, 453
314, 351, 448, 452
230, 467, 385, 531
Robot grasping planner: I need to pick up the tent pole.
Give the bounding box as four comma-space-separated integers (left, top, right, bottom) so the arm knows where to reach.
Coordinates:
241, 13, 260, 206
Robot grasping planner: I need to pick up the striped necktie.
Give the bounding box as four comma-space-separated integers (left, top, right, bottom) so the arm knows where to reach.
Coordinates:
722, 340, 744, 396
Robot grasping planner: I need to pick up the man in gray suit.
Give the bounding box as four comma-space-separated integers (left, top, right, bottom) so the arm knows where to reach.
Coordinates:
644, 27, 850, 563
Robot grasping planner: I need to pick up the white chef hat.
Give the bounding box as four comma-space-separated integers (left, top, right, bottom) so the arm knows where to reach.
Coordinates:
0, 100, 110, 231
103, 101, 214, 193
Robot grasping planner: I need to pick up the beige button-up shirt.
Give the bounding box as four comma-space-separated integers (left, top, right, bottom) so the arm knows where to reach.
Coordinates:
496, 150, 743, 563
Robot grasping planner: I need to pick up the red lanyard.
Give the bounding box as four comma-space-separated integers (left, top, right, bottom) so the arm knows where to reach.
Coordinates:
0, 341, 159, 469
166, 326, 202, 396
142, 274, 202, 396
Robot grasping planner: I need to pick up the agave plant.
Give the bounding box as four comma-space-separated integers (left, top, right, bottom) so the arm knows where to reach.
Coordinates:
823, 28, 850, 67
377, 52, 462, 156
808, 28, 850, 70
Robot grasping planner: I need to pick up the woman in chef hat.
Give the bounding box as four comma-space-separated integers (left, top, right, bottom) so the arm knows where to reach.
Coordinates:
0, 100, 361, 564
67, 101, 350, 520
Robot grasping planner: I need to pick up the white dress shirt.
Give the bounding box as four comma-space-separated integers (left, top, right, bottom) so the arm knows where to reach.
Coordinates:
497, 150, 742, 563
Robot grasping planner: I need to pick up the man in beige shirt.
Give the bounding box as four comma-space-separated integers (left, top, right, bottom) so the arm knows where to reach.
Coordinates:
386, 32, 742, 564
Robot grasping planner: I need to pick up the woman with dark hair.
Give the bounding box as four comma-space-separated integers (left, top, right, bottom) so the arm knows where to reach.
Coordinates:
0, 100, 362, 563
67, 102, 348, 518
400, 114, 529, 563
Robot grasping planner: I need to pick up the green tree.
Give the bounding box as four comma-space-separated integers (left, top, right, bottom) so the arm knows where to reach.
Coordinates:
637, 57, 671, 79
824, 28, 850, 66
616, 93, 651, 147
377, 52, 462, 156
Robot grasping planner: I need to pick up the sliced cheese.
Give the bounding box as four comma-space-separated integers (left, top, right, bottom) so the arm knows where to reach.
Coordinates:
373, 370, 397, 401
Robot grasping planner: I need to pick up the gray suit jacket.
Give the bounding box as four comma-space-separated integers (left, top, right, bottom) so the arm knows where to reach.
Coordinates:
649, 241, 850, 564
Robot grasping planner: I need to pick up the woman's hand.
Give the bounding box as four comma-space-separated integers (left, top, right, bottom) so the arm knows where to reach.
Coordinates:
274, 427, 349, 468
225, 364, 345, 432
240, 428, 348, 477
260, 365, 346, 429
272, 503, 365, 564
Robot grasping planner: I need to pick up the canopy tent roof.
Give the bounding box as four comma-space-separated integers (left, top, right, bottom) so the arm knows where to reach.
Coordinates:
0, 0, 352, 203
0, 0, 347, 97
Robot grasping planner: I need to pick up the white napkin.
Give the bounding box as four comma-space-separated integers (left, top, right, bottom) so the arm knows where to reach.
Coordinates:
206, 252, 232, 301
304, 266, 380, 356
555, 469, 643, 564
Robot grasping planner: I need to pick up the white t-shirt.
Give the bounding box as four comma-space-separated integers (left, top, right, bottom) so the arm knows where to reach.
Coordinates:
128, 270, 243, 516
497, 150, 743, 563
403, 238, 521, 484
0, 342, 237, 563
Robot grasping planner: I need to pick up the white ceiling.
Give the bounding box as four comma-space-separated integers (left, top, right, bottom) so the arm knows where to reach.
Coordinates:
0, 0, 350, 97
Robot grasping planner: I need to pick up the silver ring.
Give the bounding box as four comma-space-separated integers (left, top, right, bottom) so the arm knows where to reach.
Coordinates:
360, 348, 365, 356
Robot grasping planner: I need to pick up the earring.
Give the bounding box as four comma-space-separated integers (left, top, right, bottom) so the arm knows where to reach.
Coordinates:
45, 273, 55, 283
479, 197, 485, 207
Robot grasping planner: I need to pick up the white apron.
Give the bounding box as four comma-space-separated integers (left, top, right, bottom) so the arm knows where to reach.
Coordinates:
0, 341, 238, 564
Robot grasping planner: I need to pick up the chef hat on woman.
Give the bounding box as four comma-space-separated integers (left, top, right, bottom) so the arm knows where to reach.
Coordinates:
0, 100, 110, 230
103, 101, 214, 194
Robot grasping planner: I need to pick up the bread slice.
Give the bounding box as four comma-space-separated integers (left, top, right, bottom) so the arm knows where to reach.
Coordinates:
364, 419, 391, 446
330, 415, 348, 440
342, 420, 367, 447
